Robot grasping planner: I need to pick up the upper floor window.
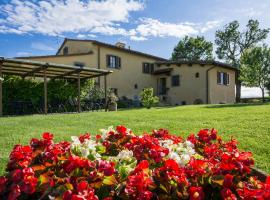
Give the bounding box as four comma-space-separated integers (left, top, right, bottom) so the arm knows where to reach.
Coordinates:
142, 63, 154, 74
63, 47, 69, 55
107, 55, 121, 69
195, 72, 200, 78
217, 72, 230, 85
74, 62, 85, 68
171, 75, 180, 87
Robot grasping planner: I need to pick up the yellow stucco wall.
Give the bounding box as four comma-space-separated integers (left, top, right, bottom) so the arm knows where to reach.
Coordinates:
156, 64, 236, 105
25, 53, 97, 68
20, 40, 236, 105
208, 66, 235, 104
97, 45, 158, 98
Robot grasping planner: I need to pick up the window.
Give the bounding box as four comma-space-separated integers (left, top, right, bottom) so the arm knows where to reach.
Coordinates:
134, 84, 138, 89
195, 72, 200, 78
171, 75, 180, 87
74, 62, 85, 68
142, 63, 154, 74
217, 72, 230, 85
63, 47, 68, 55
107, 55, 121, 69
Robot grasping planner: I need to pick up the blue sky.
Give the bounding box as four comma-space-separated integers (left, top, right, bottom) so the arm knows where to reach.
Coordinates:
0, 0, 269, 97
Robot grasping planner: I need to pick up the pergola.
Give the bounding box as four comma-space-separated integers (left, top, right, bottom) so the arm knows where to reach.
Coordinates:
0, 57, 112, 116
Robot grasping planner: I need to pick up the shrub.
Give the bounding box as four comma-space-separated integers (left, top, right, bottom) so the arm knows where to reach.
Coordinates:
140, 88, 159, 109
0, 126, 269, 199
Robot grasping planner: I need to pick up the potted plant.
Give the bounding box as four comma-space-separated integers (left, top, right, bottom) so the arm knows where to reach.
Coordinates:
108, 92, 118, 111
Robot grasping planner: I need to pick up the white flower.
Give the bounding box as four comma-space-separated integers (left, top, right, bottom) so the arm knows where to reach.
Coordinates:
116, 150, 134, 161
99, 126, 114, 140
0, 77, 3, 82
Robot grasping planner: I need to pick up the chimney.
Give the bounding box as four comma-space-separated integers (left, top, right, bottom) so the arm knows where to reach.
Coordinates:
115, 42, 126, 48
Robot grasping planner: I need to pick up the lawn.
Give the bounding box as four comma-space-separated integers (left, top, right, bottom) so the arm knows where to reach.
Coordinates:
0, 103, 269, 175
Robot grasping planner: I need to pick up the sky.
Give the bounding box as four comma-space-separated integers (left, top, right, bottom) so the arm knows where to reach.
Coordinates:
0, 0, 269, 97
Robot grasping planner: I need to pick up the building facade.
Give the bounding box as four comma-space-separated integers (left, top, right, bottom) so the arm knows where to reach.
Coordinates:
18, 38, 237, 105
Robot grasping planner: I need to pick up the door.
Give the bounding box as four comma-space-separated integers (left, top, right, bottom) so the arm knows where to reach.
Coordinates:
158, 78, 167, 95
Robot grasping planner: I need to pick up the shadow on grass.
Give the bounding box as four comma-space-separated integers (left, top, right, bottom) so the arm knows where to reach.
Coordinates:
204, 103, 269, 109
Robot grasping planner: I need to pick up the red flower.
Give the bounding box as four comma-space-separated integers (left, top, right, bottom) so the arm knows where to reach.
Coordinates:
42, 132, 54, 140
98, 160, 115, 176
63, 181, 98, 200
223, 174, 234, 188
189, 186, 204, 200
8, 184, 21, 200
11, 169, 22, 183
221, 188, 237, 200
79, 133, 91, 143
0, 176, 7, 193
116, 125, 127, 134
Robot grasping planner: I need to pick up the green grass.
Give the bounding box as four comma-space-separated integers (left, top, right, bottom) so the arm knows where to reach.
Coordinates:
0, 103, 270, 175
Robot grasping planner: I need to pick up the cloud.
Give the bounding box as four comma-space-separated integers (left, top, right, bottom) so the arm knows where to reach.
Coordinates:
16, 52, 32, 57
0, 0, 220, 41
200, 20, 222, 33
77, 34, 97, 39
31, 42, 54, 51
0, 0, 143, 36
134, 18, 199, 38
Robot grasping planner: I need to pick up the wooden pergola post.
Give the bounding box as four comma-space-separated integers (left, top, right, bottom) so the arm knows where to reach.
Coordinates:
0, 60, 3, 117
77, 72, 81, 113
43, 67, 48, 114
104, 75, 108, 111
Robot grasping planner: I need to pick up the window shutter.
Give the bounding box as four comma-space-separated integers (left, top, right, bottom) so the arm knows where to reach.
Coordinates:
223, 73, 227, 85
118, 57, 121, 68
227, 73, 230, 85
150, 64, 154, 74
217, 72, 221, 84
106, 55, 110, 67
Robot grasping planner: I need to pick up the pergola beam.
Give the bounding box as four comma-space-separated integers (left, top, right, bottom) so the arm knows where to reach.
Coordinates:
52, 69, 82, 80
22, 64, 48, 78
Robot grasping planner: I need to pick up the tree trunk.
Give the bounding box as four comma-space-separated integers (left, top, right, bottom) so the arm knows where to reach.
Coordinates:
261, 88, 265, 102
235, 70, 241, 103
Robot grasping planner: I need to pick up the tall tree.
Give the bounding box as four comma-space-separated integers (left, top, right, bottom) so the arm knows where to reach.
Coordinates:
240, 45, 270, 102
215, 19, 269, 102
171, 36, 213, 61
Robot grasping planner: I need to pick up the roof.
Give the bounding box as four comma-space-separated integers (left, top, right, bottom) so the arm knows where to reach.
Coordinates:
56, 38, 168, 61
0, 57, 112, 79
16, 52, 93, 59
155, 60, 238, 71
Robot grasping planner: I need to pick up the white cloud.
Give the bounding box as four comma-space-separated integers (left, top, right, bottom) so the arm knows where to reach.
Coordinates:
0, 0, 143, 36
31, 42, 54, 51
200, 20, 222, 33
0, 0, 220, 41
134, 18, 199, 38
77, 34, 97, 39
16, 52, 32, 57
130, 35, 147, 41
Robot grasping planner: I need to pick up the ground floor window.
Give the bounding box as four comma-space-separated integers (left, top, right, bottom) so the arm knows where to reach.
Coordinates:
217, 72, 230, 85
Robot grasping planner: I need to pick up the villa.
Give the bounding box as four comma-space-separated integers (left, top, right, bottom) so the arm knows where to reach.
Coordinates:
18, 38, 237, 105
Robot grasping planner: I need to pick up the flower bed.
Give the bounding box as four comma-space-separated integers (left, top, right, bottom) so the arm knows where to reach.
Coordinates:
0, 126, 269, 199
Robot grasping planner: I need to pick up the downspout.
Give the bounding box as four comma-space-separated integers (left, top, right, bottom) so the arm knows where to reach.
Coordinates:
206, 66, 216, 104
97, 46, 101, 87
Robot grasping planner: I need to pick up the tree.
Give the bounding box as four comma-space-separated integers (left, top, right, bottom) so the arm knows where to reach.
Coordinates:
140, 88, 159, 109
171, 36, 213, 61
215, 19, 269, 102
240, 45, 270, 102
